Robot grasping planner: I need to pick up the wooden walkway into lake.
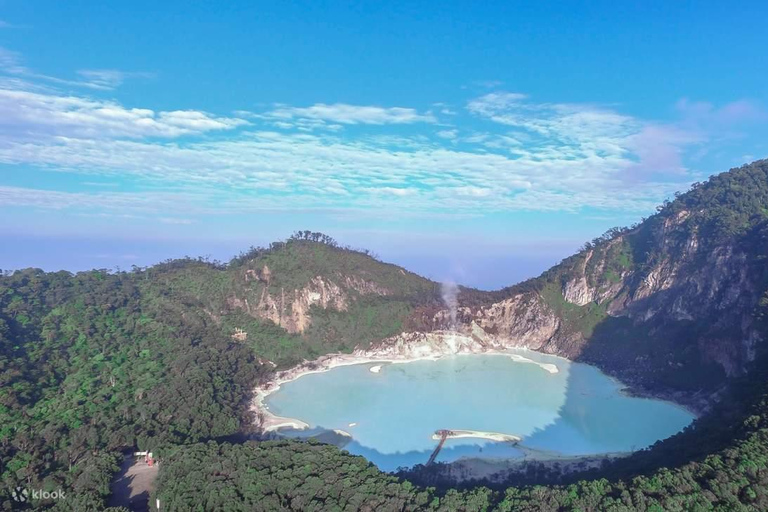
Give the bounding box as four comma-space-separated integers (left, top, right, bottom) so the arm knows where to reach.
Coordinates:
426, 430, 450, 465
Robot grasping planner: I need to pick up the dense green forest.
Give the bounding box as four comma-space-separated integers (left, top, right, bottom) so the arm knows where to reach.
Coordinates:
0, 232, 442, 509
0, 266, 268, 509
2, 161, 768, 510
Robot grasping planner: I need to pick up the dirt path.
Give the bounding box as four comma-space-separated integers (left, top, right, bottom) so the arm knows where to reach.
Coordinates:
108, 456, 159, 512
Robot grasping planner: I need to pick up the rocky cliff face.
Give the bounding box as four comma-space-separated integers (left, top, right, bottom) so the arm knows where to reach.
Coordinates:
472, 295, 561, 350
260, 275, 349, 333
227, 265, 392, 333
412, 198, 766, 399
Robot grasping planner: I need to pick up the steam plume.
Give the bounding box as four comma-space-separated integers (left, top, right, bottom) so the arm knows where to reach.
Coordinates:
441, 281, 459, 329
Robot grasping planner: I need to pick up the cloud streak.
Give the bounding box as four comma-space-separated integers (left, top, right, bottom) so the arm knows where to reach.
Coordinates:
0, 52, 761, 227
266, 103, 436, 126
0, 45, 152, 91
0, 89, 248, 139
0, 128, 687, 218
76, 69, 155, 90
464, 91, 727, 181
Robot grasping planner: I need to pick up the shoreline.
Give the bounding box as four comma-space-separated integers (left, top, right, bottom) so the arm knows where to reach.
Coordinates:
251, 328, 699, 480
251, 331, 698, 433
251, 331, 562, 433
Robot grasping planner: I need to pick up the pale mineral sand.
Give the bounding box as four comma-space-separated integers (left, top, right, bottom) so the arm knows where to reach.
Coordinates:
507, 354, 559, 373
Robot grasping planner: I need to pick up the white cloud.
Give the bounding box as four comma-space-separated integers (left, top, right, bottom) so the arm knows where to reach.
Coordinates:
266, 103, 436, 125
467, 92, 528, 116
468, 92, 637, 142
76, 69, 154, 90
0, 45, 152, 91
624, 125, 702, 178
0, 126, 686, 217
472, 80, 503, 89
676, 98, 765, 125
450, 186, 494, 198
436, 129, 458, 140
0, 185, 176, 212
0, 83, 757, 223
0, 47, 28, 74
0, 88, 248, 139
465, 91, 712, 179
159, 217, 194, 225
6, 42, 758, 232
364, 187, 418, 197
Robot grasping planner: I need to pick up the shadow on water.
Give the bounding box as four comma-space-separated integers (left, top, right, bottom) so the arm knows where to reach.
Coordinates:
394, 355, 697, 489
516, 357, 694, 457
277, 426, 525, 471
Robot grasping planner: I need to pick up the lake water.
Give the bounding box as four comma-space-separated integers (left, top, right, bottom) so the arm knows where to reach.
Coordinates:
265, 350, 695, 471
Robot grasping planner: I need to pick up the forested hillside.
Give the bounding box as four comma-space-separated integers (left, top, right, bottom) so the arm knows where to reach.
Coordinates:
2, 161, 768, 510
0, 266, 268, 509
0, 233, 439, 509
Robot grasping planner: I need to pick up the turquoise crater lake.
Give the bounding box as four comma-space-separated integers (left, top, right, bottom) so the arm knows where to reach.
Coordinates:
265, 350, 695, 472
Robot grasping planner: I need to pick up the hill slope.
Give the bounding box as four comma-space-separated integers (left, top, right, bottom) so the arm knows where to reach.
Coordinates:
146, 234, 441, 368
0, 233, 441, 509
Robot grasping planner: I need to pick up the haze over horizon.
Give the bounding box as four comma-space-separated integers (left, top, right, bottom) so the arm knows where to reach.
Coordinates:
2, 1, 767, 288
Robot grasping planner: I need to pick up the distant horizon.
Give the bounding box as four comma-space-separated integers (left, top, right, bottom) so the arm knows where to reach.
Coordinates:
1, 2, 767, 289
2, 157, 765, 290
0, 231, 579, 291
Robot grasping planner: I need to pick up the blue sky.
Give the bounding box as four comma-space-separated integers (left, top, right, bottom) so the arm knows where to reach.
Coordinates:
1, 1, 767, 289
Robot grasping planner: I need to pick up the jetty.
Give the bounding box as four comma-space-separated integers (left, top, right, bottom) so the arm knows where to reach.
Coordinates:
426, 429, 522, 465
427, 430, 450, 465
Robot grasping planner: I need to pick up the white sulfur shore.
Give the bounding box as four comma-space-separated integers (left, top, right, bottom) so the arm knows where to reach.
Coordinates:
261, 415, 310, 431
432, 430, 522, 443
251, 330, 561, 433
506, 354, 559, 374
